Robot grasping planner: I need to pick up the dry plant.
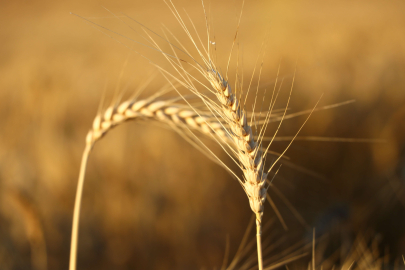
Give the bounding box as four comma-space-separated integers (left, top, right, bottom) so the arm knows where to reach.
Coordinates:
2, 190, 48, 270
69, 88, 233, 270
69, 1, 388, 269
308, 233, 405, 270
129, 1, 322, 268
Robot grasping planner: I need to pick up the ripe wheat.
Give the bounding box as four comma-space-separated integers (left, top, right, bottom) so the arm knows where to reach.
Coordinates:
69, 94, 236, 270
69, 2, 384, 269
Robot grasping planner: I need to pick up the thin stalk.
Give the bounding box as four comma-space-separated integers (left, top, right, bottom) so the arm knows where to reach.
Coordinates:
69, 142, 93, 270
256, 217, 263, 270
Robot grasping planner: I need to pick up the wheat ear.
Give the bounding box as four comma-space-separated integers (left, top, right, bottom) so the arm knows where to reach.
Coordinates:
69, 97, 228, 270
204, 69, 268, 269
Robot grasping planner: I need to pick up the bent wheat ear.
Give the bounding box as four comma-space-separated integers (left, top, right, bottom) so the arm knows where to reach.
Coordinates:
88, 98, 227, 144
69, 96, 228, 270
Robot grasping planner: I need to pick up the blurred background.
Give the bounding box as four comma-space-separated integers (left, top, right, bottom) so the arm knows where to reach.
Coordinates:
0, 0, 404, 269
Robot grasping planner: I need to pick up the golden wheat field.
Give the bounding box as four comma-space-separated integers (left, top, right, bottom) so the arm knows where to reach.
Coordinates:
1, 0, 405, 269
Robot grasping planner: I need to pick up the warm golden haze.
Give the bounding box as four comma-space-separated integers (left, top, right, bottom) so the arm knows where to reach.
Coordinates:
0, 0, 404, 269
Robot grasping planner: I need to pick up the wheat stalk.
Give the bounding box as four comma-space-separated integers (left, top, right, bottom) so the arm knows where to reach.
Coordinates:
204, 68, 270, 270
145, 5, 281, 266
69, 96, 233, 270
136, 2, 322, 267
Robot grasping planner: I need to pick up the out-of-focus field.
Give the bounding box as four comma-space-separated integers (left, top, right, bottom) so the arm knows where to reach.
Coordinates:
0, 0, 404, 269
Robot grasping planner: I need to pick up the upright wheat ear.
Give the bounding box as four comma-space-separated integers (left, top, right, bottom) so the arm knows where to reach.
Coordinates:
69, 98, 227, 270
206, 69, 267, 270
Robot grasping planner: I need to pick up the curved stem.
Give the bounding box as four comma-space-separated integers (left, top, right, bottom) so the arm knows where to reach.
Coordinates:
69, 142, 93, 270
256, 216, 263, 270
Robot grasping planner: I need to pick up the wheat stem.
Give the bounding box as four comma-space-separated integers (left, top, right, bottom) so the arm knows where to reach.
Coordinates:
204, 68, 268, 270
69, 142, 92, 270
256, 217, 264, 270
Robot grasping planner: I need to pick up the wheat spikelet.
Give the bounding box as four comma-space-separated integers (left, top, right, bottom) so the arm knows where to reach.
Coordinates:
206, 69, 267, 223
204, 68, 268, 270
87, 98, 227, 145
